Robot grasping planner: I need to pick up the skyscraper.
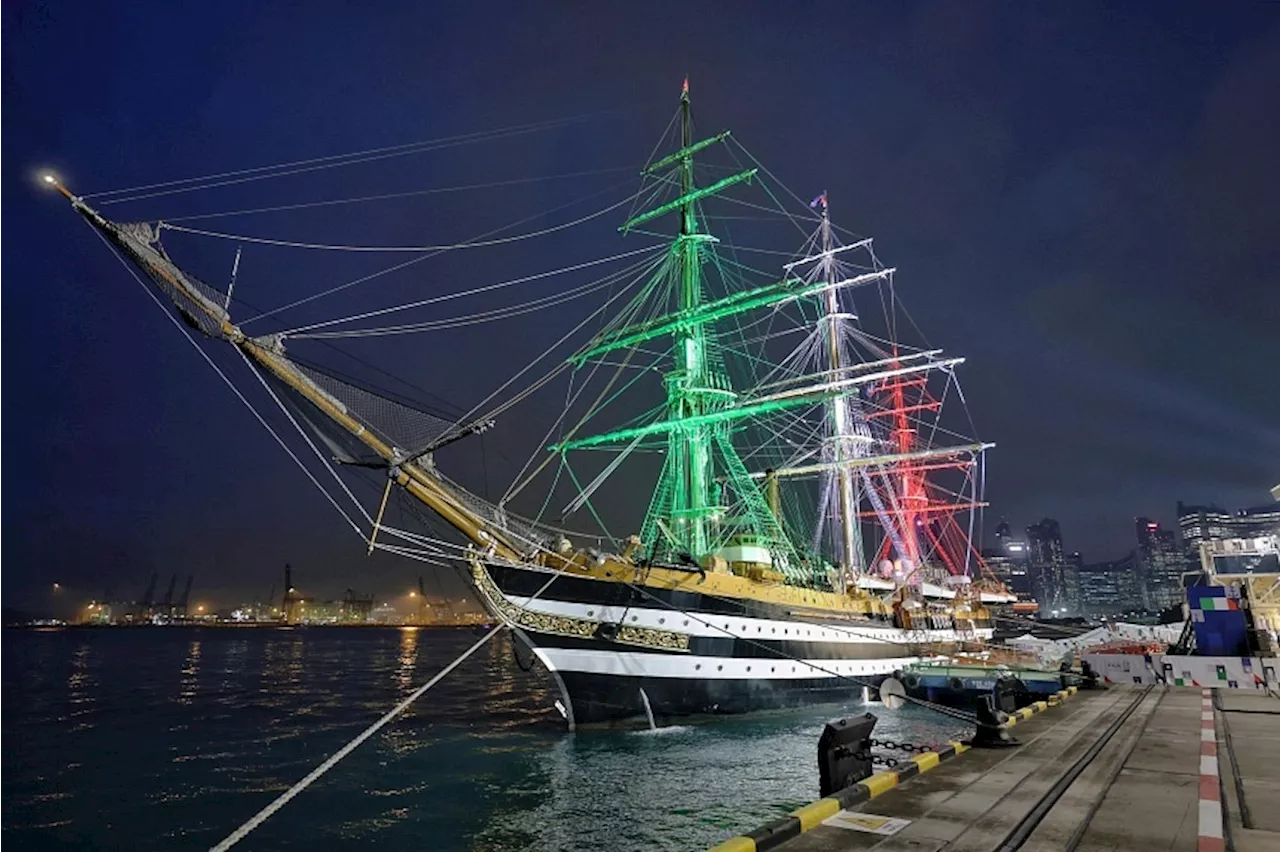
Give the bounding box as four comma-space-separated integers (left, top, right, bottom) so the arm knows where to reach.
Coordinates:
1063, 551, 1083, 615
994, 518, 1012, 547
989, 518, 1033, 599
1077, 552, 1142, 616
1136, 517, 1186, 612
1026, 518, 1068, 615
1178, 502, 1280, 555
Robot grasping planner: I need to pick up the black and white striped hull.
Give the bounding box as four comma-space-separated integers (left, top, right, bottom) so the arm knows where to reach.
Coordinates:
477, 562, 993, 728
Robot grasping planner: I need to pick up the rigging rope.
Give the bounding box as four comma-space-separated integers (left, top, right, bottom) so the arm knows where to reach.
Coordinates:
86, 223, 375, 547
90, 223, 477, 569
291, 272, 636, 338
435, 256, 664, 446
156, 166, 634, 223
159, 189, 641, 253
239, 181, 638, 325
282, 246, 663, 337
88, 112, 609, 203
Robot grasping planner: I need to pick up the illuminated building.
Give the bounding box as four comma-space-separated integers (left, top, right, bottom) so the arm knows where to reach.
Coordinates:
983, 523, 1032, 599
1076, 553, 1142, 616
1178, 501, 1280, 553
1026, 518, 1070, 615
370, 603, 403, 625
1063, 551, 1083, 615
1135, 517, 1186, 612
994, 519, 1012, 548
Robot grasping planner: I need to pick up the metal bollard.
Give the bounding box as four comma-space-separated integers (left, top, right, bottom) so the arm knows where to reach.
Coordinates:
970, 694, 1018, 748
818, 713, 877, 796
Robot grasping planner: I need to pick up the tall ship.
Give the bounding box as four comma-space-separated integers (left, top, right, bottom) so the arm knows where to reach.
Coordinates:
47, 82, 1012, 727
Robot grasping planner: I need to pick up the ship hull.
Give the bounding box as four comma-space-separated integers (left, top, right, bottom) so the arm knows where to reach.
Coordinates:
478, 561, 993, 727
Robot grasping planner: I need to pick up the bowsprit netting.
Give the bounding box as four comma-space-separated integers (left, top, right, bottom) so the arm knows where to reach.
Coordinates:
115, 221, 232, 339
271, 352, 475, 458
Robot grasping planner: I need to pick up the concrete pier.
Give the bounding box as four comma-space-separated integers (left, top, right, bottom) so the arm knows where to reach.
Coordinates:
718, 684, 1280, 851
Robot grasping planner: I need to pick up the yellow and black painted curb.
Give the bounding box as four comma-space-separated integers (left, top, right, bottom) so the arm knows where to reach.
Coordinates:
708, 686, 1081, 852
1003, 686, 1078, 728
707, 741, 970, 852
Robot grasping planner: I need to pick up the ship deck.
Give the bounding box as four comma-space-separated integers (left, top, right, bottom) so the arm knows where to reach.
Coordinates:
714, 683, 1280, 851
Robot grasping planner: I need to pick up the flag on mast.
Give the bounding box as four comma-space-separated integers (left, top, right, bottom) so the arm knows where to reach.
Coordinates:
810, 191, 828, 210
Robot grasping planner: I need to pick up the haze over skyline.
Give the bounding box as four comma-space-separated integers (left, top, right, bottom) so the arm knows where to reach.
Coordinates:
5, 2, 1278, 607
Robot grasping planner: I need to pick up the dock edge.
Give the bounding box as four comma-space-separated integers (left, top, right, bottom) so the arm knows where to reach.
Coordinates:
707, 686, 1081, 852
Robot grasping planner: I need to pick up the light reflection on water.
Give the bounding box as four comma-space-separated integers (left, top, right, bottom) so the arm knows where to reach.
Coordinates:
4, 628, 971, 851
177, 640, 201, 705
396, 627, 418, 695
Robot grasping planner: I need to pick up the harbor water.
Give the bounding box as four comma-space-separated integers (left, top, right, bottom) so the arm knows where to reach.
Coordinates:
4, 627, 973, 851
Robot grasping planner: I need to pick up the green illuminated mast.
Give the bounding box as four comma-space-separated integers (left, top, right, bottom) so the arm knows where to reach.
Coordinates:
670, 78, 713, 558
596, 78, 794, 570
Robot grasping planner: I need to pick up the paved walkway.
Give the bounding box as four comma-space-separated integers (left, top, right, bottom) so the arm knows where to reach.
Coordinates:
1217, 689, 1280, 851
757, 684, 1280, 852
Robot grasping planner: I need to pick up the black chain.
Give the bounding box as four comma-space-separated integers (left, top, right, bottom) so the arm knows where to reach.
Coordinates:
854, 750, 905, 768
868, 738, 935, 754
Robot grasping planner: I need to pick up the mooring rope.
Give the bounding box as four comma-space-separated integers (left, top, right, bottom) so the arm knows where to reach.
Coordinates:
207, 625, 508, 852
207, 569, 560, 852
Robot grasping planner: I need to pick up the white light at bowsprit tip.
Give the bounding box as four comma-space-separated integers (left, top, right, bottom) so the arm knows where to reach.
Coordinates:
41, 173, 58, 185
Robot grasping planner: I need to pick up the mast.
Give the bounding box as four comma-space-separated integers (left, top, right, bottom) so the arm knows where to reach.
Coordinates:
655, 76, 727, 560
670, 76, 712, 558
887, 351, 924, 570
817, 197, 862, 589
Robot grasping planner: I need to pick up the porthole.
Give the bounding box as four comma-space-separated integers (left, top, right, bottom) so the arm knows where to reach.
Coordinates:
630, 615, 639, 622
658, 617, 665, 624
683, 620, 689, 627
717, 665, 723, 671
746, 666, 751, 672
695, 664, 702, 670
587, 610, 594, 616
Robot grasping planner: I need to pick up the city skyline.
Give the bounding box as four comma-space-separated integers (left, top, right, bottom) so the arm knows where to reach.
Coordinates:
984, 493, 1279, 618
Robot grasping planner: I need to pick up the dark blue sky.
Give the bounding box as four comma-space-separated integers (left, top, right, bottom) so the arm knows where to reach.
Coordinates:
5, 2, 1278, 610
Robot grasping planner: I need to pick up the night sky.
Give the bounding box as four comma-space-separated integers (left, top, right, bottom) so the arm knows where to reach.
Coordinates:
5, 2, 1278, 612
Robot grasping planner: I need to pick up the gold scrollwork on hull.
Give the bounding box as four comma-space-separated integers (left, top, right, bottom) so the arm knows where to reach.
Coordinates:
471, 560, 689, 652
616, 625, 689, 651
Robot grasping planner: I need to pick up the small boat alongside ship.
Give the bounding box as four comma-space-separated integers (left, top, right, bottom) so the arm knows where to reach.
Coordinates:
883, 661, 1083, 710
46, 80, 1016, 727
